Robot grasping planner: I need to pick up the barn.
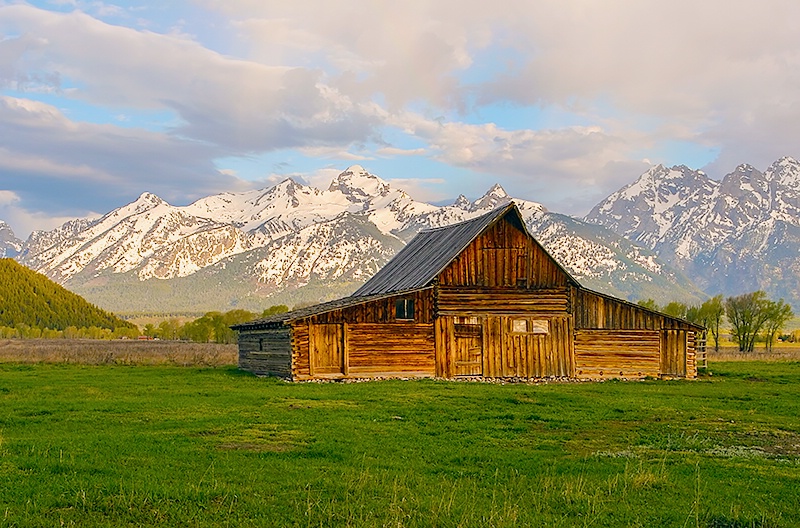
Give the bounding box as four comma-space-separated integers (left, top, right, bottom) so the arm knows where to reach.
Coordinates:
233, 203, 703, 381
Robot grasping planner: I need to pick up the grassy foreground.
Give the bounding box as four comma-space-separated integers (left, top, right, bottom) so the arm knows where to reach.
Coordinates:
1, 363, 799, 527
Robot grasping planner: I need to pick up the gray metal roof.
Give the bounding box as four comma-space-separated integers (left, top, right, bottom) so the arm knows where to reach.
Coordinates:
233, 202, 581, 329
352, 203, 518, 297
231, 287, 430, 330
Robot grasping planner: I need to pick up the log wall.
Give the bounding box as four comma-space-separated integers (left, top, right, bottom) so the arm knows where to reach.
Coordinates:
439, 216, 569, 289
291, 290, 436, 380
574, 329, 660, 379
237, 326, 292, 377
436, 314, 574, 378
437, 287, 569, 316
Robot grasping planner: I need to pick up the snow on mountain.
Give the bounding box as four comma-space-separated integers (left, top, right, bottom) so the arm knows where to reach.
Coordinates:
14, 165, 702, 312
0, 221, 23, 258
586, 157, 800, 308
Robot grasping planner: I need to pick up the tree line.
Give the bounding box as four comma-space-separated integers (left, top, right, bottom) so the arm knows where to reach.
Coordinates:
638, 291, 794, 352
0, 304, 288, 344
140, 305, 288, 344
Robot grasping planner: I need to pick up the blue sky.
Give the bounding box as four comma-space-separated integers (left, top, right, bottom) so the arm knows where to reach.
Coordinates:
2, 0, 800, 236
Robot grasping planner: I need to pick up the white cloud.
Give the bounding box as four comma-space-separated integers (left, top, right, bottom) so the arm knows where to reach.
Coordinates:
3, 0, 800, 227
0, 190, 21, 206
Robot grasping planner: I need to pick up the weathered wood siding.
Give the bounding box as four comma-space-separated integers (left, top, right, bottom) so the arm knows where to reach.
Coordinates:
436, 314, 574, 378
574, 330, 660, 379
238, 326, 292, 377
437, 287, 569, 316
347, 323, 435, 377
573, 289, 700, 379
438, 216, 569, 289
291, 289, 436, 380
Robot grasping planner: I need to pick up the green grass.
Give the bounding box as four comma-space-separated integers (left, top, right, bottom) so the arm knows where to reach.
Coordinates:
1, 363, 799, 527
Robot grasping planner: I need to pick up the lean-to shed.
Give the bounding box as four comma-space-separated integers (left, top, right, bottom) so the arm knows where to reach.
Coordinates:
233, 203, 703, 381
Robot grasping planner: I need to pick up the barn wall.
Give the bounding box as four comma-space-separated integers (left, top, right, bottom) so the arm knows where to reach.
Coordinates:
291, 290, 436, 380
574, 330, 660, 379
437, 287, 569, 316
347, 323, 435, 377
438, 216, 569, 289
435, 284, 574, 378
573, 289, 700, 379
237, 326, 292, 377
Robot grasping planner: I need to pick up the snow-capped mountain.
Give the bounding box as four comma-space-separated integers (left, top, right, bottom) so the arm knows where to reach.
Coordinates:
586, 157, 800, 308
11, 165, 701, 312
0, 221, 23, 258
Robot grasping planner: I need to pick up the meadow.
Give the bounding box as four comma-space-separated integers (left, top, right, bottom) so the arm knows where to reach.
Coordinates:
0, 344, 799, 526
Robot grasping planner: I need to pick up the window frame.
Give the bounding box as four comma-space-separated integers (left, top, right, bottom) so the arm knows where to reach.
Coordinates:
395, 297, 415, 321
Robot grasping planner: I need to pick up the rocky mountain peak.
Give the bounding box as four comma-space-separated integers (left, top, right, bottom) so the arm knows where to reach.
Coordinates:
328, 165, 391, 203
473, 183, 511, 210
453, 194, 471, 210
0, 220, 23, 258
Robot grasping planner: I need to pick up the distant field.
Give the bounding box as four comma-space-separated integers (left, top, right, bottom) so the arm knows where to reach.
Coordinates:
0, 339, 237, 366
1, 360, 799, 527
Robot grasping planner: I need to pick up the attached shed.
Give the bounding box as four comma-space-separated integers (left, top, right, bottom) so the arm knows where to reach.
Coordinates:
233, 203, 703, 381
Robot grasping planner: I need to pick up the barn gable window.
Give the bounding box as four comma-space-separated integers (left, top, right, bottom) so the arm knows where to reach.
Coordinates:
395, 298, 415, 320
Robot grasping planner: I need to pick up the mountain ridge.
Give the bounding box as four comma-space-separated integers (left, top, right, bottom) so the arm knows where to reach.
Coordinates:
586, 156, 800, 309
8, 165, 703, 313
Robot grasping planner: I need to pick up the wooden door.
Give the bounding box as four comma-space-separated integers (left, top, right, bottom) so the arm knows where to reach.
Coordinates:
311, 324, 344, 375
454, 323, 483, 376
660, 329, 687, 378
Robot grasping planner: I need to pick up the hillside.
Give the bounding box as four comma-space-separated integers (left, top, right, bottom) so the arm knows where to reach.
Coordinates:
0, 258, 135, 331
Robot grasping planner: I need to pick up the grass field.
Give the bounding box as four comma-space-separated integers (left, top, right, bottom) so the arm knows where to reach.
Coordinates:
1, 352, 799, 527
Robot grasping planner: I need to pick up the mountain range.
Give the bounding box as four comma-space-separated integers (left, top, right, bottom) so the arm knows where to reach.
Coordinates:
4, 165, 703, 313
585, 156, 800, 309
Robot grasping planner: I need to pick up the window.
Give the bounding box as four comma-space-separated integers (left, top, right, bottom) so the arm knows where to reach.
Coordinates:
510, 318, 549, 334
396, 298, 415, 320
531, 320, 549, 334
258, 338, 264, 351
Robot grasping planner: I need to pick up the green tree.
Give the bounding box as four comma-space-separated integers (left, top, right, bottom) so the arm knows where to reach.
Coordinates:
725, 291, 771, 352
662, 301, 689, 319
157, 319, 181, 340
762, 299, 793, 352
637, 299, 660, 311
262, 305, 289, 317
687, 295, 724, 352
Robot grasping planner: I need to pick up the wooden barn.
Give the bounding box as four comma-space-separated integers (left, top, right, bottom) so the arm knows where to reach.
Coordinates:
233, 203, 703, 381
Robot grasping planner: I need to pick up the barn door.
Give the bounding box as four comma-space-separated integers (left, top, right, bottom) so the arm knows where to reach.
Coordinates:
660, 329, 687, 378
311, 324, 344, 375
454, 322, 483, 376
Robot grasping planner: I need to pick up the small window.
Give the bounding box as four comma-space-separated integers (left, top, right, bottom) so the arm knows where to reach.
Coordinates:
531, 320, 549, 334
258, 338, 265, 351
395, 298, 415, 320
512, 319, 528, 333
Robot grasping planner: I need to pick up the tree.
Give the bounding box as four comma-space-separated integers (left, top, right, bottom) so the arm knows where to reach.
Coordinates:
762, 299, 793, 352
662, 301, 689, 319
687, 295, 724, 352
725, 291, 772, 352
637, 299, 660, 311
262, 305, 289, 317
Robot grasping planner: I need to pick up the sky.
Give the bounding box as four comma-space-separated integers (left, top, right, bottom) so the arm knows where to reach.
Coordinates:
2, 0, 800, 237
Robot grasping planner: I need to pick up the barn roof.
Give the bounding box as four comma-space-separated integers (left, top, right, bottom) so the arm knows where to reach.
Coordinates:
233, 202, 579, 328
353, 202, 578, 297
231, 287, 431, 330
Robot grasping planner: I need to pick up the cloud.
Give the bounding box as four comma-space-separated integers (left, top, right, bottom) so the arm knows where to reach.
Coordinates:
0, 95, 248, 216
3, 0, 800, 229
0, 5, 382, 153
